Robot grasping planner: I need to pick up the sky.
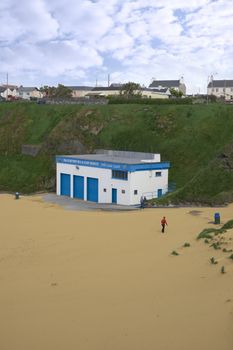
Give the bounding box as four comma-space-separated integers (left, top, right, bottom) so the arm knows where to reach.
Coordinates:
0, 0, 232, 93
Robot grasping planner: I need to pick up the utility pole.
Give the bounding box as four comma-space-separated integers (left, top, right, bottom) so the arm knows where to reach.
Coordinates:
108, 74, 110, 87
207, 75, 209, 105
6, 72, 8, 100
224, 79, 226, 100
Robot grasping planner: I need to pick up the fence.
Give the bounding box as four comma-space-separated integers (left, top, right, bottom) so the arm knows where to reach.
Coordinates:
142, 182, 176, 200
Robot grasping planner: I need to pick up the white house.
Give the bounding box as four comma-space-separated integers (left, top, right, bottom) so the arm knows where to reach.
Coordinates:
149, 78, 186, 95
66, 86, 94, 98
18, 87, 43, 100
56, 150, 170, 205
207, 79, 233, 100
0, 85, 18, 99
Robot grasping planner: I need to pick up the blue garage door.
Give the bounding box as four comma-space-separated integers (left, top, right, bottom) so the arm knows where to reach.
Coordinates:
87, 177, 99, 202
73, 175, 84, 200
60, 173, 71, 196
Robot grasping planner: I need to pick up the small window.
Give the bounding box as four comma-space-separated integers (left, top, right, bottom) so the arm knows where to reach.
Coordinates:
134, 190, 138, 195
122, 190, 125, 194
155, 171, 162, 177
103, 188, 107, 192
216, 88, 219, 92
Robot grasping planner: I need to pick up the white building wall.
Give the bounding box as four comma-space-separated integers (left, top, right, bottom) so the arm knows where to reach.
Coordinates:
207, 87, 233, 100
57, 163, 169, 205
57, 163, 131, 205
129, 169, 169, 205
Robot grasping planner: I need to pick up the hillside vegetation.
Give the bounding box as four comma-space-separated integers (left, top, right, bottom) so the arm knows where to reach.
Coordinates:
0, 102, 233, 204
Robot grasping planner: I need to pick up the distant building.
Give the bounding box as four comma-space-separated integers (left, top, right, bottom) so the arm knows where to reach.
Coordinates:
207, 79, 233, 100
0, 85, 18, 99
87, 85, 122, 97
149, 78, 186, 95
66, 86, 94, 98
87, 84, 170, 99
18, 87, 43, 100
142, 88, 170, 99
56, 150, 170, 205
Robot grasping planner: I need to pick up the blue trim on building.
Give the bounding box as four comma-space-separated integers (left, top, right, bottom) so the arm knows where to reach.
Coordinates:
56, 156, 170, 172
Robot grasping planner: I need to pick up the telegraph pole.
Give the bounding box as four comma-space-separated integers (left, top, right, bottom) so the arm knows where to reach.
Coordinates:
6, 72, 8, 100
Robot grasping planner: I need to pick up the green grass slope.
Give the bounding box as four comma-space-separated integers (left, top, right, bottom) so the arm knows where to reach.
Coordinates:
0, 102, 233, 204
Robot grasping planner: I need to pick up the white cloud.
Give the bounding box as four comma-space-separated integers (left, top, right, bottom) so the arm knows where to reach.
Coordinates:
0, 0, 232, 92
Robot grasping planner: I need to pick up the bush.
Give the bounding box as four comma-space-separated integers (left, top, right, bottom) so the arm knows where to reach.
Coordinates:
108, 96, 193, 105
171, 250, 179, 256
210, 257, 218, 264
197, 228, 217, 240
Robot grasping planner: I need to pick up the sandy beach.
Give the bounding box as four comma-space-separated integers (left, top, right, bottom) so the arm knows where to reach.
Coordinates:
0, 194, 233, 350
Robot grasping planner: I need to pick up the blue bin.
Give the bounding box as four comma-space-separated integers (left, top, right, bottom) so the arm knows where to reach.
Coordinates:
214, 212, 220, 224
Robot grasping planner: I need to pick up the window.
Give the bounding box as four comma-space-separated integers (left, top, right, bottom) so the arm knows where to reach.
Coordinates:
122, 190, 125, 194
155, 171, 162, 177
134, 190, 138, 195
112, 170, 128, 180
216, 88, 219, 92
103, 188, 107, 192
231, 88, 233, 92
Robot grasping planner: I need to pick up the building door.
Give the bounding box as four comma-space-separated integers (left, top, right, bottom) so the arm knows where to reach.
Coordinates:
60, 173, 71, 196
112, 188, 117, 204
73, 175, 84, 200
157, 189, 163, 198
87, 177, 99, 202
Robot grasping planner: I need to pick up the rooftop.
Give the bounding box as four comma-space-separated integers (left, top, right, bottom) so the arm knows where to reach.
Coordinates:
66, 86, 94, 91
207, 80, 233, 88
149, 80, 181, 88
59, 150, 161, 165
18, 87, 38, 92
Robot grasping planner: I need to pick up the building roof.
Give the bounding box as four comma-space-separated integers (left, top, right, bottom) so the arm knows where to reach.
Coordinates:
1, 84, 18, 89
56, 150, 170, 171
92, 86, 122, 91
18, 87, 38, 92
0, 86, 5, 93
66, 86, 94, 91
207, 80, 233, 88
149, 80, 180, 88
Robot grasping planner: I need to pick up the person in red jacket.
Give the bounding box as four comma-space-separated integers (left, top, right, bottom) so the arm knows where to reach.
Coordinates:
161, 216, 168, 233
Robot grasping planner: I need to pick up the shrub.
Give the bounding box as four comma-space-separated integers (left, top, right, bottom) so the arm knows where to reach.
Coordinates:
210, 242, 221, 250
183, 242, 191, 247
221, 220, 233, 230
171, 250, 179, 256
197, 228, 216, 240
210, 257, 218, 264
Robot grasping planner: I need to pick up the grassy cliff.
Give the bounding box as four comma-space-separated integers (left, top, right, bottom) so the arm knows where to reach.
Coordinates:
0, 102, 233, 204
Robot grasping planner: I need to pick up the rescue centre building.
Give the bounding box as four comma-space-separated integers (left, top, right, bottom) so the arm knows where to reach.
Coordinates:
56, 150, 170, 205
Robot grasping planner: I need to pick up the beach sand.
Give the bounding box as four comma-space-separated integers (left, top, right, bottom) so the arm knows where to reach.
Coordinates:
0, 194, 233, 350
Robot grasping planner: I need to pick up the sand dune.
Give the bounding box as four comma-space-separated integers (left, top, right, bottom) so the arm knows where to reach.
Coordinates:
0, 194, 233, 350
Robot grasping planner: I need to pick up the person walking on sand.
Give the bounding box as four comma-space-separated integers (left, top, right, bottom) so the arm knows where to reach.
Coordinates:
161, 216, 168, 233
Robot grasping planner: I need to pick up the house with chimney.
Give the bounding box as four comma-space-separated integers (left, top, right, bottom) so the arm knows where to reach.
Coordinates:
149, 78, 186, 95
207, 79, 233, 100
